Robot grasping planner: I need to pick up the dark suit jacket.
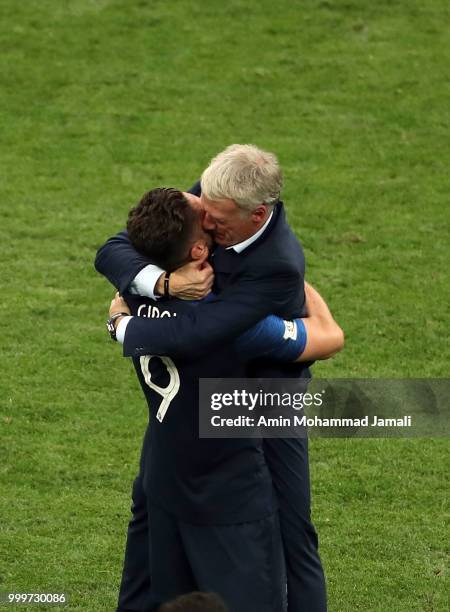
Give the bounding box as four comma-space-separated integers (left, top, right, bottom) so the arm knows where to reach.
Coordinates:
95, 196, 309, 375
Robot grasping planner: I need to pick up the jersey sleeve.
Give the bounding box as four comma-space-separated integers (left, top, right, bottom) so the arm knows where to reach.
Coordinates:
234, 316, 307, 362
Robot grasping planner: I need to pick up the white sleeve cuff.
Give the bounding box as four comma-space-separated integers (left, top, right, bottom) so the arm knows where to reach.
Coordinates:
116, 316, 133, 344
129, 264, 165, 299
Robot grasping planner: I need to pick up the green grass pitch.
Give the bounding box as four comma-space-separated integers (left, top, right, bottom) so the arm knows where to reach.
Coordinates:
1, 1, 448, 610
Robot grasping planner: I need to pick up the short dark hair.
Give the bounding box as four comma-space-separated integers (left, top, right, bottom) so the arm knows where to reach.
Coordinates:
127, 188, 198, 271
158, 592, 229, 612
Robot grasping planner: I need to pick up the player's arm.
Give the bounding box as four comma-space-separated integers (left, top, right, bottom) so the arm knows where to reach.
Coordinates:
296, 282, 344, 360
234, 282, 344, 362
110, 280, 343, 363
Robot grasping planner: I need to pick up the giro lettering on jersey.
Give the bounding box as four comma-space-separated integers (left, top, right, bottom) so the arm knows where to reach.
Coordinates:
137, 304, 177, 318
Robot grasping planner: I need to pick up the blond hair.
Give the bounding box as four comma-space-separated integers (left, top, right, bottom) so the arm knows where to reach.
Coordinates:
201, 144, 282, 211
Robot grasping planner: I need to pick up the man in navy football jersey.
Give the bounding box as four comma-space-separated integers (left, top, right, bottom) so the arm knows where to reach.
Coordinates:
97, 144, 343, 612
116, 294, 285, 611
103, 186, 343, 611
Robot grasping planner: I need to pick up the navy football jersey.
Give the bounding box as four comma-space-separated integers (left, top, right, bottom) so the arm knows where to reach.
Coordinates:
125, 293, 277, 525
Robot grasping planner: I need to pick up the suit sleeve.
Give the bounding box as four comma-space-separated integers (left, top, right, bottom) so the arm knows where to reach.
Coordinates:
123, 265, 302, 360
94, 230, 154, 294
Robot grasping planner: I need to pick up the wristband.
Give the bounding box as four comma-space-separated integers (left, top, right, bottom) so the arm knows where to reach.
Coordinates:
164, 271, 171, 298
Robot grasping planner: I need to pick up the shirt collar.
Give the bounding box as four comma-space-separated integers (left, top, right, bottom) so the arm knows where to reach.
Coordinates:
227, 210, 274, 253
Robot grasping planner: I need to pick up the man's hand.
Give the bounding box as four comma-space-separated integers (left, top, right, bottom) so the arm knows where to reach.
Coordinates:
109, 292, 131, 318
156, 254, 214, 301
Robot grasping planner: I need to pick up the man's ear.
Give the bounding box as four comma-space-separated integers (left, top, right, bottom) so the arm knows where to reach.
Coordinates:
251, 205, 268, 223
190, 240, 209, 261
